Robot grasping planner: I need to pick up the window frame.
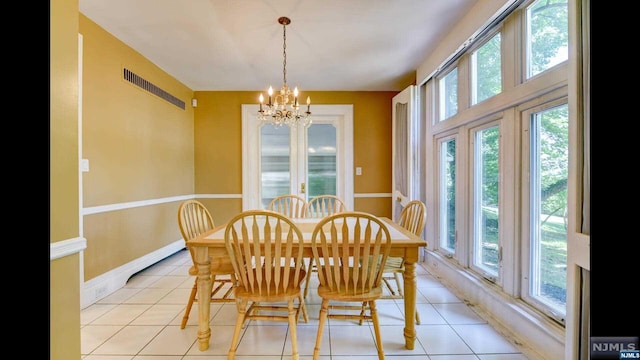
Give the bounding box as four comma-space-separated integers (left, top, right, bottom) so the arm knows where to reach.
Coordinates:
519, 96, 569, 325
469, 118, 503, 283
436, 133, 459, 257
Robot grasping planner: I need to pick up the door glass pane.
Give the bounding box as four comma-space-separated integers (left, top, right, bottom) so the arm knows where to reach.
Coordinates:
473, 125, 500, 277
529, 104, 568, 316
439, 138, 456, 253
307, 124, 337, 198
260, 125, 290, 208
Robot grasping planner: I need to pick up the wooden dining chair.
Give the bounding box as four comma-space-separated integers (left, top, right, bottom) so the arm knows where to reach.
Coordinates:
267, 194, 307, 218
303, 195, 347, 299
224, 209, 309, 360
177, 200, 235, 329
306, 194, 346, 218
310, 211, 391, 360
379, 199, 426, 324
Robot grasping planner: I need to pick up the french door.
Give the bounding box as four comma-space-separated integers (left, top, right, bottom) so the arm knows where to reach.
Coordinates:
242, 104, 354, 210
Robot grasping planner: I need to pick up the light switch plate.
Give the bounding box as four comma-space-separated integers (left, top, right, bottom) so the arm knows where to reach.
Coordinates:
81, 159, 90, 172
356, 167, 362, 175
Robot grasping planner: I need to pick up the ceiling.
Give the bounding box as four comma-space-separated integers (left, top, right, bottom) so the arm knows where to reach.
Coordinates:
79, 0, 478, 91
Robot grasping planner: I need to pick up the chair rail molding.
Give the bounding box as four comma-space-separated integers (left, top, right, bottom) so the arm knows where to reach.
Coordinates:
50, 237, 87, 261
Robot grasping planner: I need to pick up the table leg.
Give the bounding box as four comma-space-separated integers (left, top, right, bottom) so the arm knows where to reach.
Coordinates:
194, 246, 212, 351
403, 261, 417, 350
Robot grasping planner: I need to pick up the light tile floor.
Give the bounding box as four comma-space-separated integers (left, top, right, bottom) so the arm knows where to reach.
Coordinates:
81, 249, 531, 359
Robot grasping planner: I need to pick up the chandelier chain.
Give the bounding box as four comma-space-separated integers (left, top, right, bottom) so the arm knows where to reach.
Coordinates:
282, 22, 287, 86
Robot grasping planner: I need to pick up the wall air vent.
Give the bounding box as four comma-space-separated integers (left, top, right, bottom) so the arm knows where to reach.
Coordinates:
123, 68, 185, 110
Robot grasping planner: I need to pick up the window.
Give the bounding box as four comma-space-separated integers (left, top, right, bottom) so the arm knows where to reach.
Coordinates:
415, 0, 574, 341
471, 32, 502, 105
471, 124, 500, 279
438, 137, 456, 254
522, 102, 568, 323
525, 0, 568, 79
438, 67, 458, 121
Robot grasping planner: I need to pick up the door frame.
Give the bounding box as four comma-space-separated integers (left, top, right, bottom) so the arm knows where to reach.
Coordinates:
241, 104, 354, 211
391, 85, 416, 221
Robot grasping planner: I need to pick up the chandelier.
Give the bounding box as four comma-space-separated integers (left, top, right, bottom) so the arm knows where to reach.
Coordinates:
258, 17, 311, 127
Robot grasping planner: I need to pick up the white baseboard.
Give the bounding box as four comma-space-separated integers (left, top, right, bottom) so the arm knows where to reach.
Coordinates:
80, 239, 185, 309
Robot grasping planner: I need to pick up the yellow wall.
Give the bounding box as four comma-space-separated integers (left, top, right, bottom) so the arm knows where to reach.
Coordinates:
78, 13, 399, 282
50, 0, 81, 358
193, 90, 397, 224
80, 14, 195, 281
50, 255, 81, 359
51, 0, 79, 239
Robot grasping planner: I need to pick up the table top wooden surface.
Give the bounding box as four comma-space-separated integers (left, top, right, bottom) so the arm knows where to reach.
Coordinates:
188, 216, 427, 248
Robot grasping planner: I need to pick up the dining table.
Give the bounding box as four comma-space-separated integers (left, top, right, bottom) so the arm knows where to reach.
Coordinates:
187, 215, 427, 351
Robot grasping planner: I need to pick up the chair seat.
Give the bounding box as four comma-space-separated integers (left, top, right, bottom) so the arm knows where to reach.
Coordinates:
317, 284, 382, 301
234, 269, 307, 298
383, 257, 404, 270
188, 257, 235, 276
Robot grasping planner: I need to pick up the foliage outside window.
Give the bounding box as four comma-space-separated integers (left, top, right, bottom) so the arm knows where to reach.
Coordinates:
471, 33, 502, 105
527, 103, 568, 321
526, 0, 568, 79
473, 125, 500, 278
438, 68, 458, 121
439, 138, 456, 253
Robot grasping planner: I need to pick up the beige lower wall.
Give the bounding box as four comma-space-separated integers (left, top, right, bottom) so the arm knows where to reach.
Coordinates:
50, 253, 81, 360
83, 202, 183, 280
